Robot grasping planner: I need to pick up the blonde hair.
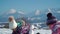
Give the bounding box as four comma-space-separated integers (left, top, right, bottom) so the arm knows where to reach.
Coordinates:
9, 16, 14, 19
9, 16, 14, 22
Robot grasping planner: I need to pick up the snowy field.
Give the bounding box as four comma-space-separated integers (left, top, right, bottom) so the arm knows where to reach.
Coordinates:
29, 24, 52, 34
30, 29, 52, 34
0, 28, 12, 34
0, 23, 52, 34
0, 28, 52, 34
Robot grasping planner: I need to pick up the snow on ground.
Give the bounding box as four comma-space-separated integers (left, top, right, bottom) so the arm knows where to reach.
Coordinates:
30, 29, 52, 34
0, 28, 51, 34
0, 28, 12, 34
29, 24, 52, 34
0, 28, 52, 34
0, 23, 52, 34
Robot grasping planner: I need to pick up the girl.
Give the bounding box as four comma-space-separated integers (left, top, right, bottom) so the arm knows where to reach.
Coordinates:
9, 16, 18, 34
46, 13, 58, 34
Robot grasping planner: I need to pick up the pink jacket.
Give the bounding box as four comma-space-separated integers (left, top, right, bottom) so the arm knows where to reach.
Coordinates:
49, 21, 60, 34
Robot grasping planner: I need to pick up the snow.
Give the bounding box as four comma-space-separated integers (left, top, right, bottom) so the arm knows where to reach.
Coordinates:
0, 23, 52, 34
30, 29, 52, 34
29, 24, 52, 34
0, 28, 52, 34
0, 28, 12, 34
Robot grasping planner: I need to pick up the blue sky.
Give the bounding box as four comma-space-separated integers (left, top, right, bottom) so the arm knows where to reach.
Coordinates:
0, 0, 60, 14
